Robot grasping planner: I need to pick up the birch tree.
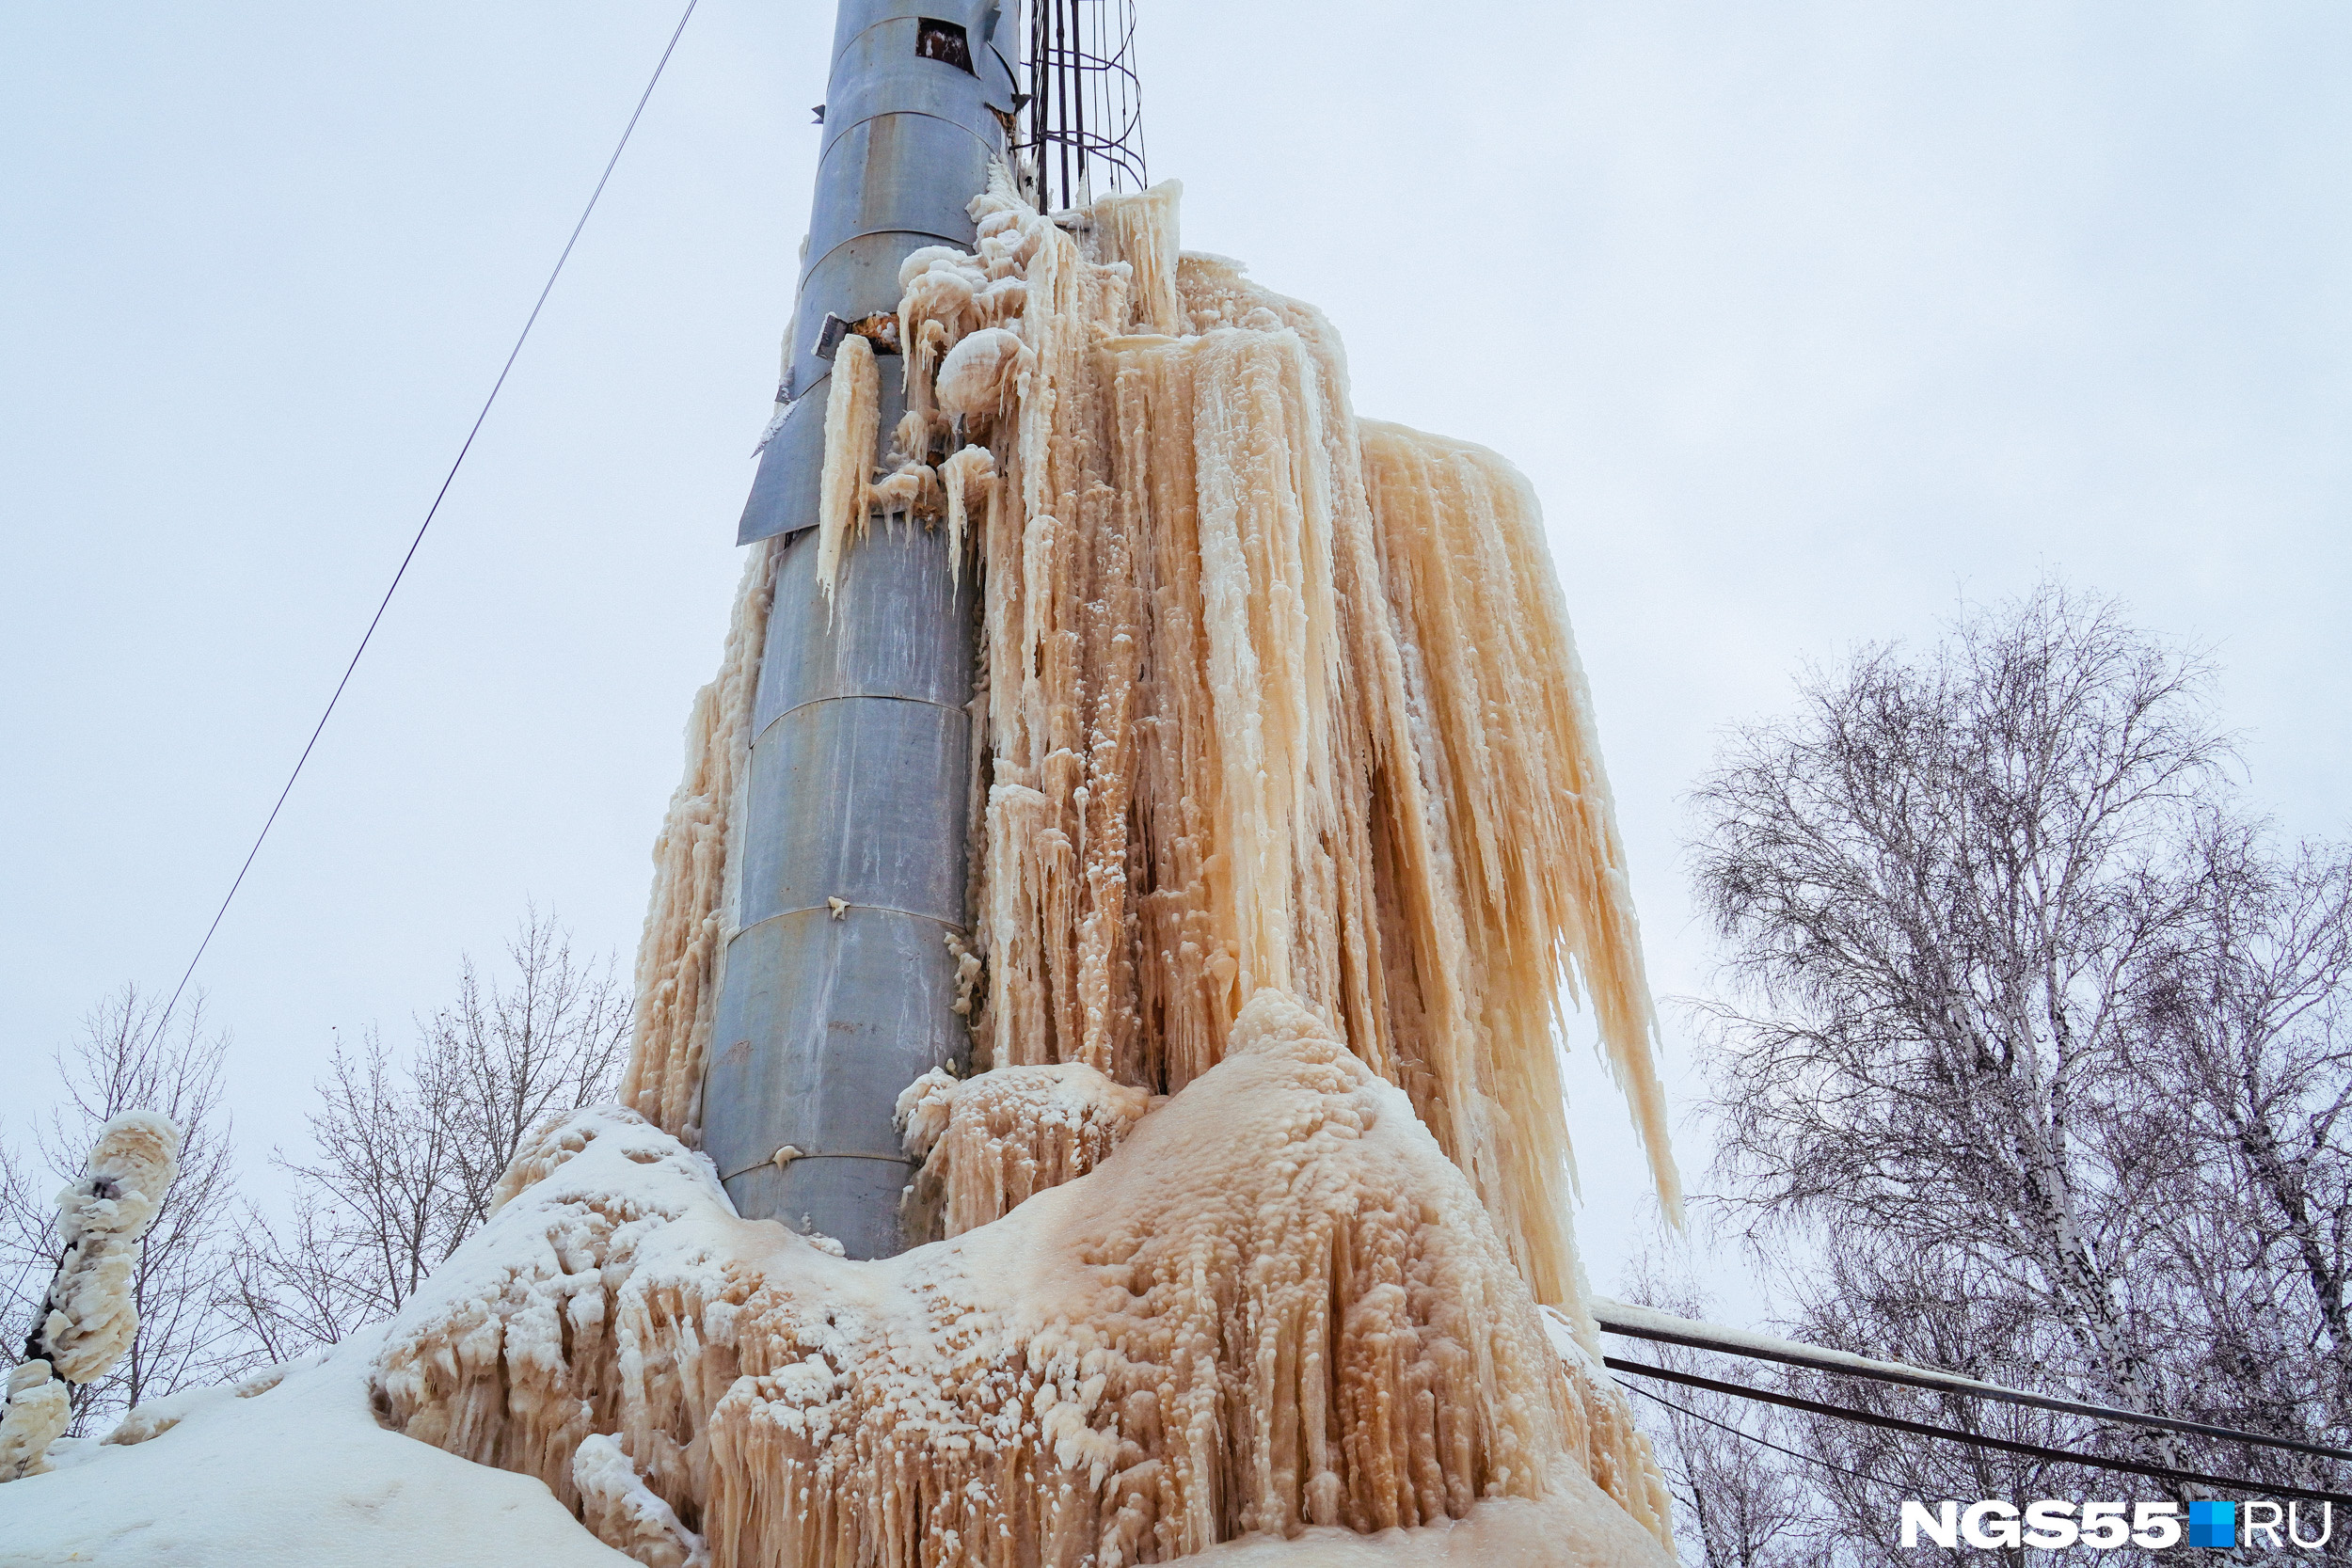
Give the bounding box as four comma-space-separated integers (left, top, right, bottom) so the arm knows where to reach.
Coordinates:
1689, 583, 2220, 1457
1674, 580, 2352, 1561
2138, 822, 2352, 1488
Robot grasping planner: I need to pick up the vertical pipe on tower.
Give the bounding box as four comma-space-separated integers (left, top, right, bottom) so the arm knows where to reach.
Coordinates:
702, 0, 1017, 1258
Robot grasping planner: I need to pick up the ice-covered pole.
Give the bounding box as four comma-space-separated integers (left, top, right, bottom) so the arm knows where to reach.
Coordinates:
700, 1, 1015, 1255
2, 1112, 181, 1482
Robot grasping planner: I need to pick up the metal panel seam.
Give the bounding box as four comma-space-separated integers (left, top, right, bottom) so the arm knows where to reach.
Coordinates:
722, 1151, 915, 1182
811, 109, 995, 180
800, 227, 977, 287
821, 103, 1009, 165
727, 905, 967, 940
817, 108, 995, 155
751, 691, 972, 748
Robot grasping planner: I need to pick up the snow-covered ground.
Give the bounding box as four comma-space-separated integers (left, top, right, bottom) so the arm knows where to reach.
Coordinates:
3, 996, 1677, 1566
0, 1348, 1661, 1568
0, 1332, 628, 1567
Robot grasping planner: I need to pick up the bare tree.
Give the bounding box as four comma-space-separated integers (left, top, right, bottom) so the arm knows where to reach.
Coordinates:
0, 1141, 50, 1362
1680, 579, 2352, 1560
2138, 821, 2352, 1486
8, 989, 255, 1429
230, 911, 630, 1352
1690, 582, 2217, 1444
1618, 1260, 1820, 1568
224, 1027, 466, 1356
223, 1189, 385, 1366
422, 911, 632, 1233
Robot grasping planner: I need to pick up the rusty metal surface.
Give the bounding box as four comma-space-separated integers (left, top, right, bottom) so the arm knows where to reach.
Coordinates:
816, 309, 904, 359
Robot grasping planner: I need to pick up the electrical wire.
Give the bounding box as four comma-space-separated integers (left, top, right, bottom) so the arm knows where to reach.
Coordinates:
148, 0, 701, 1043
1617, 1376, 1894, 1492
1598, 1306, 2352, 1465
1608, 1354, 2352, 1508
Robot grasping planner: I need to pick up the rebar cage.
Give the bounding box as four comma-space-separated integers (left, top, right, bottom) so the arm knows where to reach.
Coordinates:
1019, 0, 1147, 213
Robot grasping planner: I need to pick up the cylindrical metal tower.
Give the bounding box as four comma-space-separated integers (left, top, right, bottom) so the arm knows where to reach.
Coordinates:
701, 0, 1016, 1258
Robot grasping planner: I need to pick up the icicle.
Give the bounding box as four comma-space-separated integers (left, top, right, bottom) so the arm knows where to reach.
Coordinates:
896, 1060, 1151, 1237
575, 1433, 708, 1567
1090, 180, 1186, 334
938, 444, 996, 591
814, 332, 880, 602
1359, 422, 1682, 1224
617, 540, 779, 1144
866, 459, 938, 527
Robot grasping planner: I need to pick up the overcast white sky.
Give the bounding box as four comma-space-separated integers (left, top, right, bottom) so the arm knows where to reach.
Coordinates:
4, 2, 2346, 1311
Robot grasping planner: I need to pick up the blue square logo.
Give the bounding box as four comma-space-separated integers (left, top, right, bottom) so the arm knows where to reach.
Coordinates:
2188, 1500, 2237, 1548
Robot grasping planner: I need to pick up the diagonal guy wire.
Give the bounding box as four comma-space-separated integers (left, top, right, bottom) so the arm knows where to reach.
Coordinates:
151, 0, 702, 1041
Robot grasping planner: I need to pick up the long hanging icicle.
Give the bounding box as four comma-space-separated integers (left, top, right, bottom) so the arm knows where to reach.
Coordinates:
1359, 423, 1681, 1222
930, 170, 1680, 1306
813, 332, 880, 601
618, 540, 779, 1142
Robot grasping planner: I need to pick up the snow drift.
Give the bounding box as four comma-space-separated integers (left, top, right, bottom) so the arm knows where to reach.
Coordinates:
0, 1335, 637, 1566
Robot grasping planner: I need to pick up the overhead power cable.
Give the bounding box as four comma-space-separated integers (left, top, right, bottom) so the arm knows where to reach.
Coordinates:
1607, 1354, 2352, 1509
1595, 1298, 2352, 1465
149, 0, 702, 1041
1617, 1376, 1893, 1492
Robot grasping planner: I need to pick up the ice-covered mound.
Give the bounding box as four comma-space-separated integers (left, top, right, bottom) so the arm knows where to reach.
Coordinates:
373, 990, 1669, 1566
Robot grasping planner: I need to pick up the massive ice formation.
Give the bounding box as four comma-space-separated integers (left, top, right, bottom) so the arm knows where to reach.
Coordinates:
495, 167, 1683, 1561
627, 169, 1677, 1297
0, 141, 1691, 1559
